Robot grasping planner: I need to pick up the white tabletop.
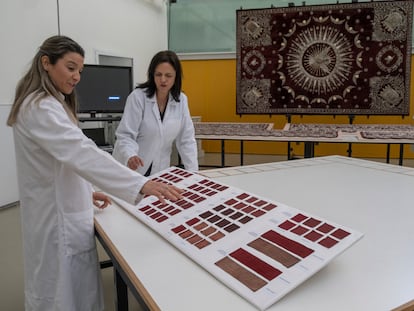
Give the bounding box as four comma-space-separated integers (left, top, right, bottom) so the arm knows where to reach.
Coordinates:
94, 156, 414, 311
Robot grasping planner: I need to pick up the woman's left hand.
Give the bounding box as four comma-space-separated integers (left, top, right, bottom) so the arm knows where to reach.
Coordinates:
93, 191, 112, 209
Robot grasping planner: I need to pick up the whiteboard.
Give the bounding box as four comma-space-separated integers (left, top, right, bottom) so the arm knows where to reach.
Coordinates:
168, 0, 414, 53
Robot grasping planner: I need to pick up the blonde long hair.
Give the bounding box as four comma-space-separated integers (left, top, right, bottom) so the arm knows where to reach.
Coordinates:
7, 35, 85, 126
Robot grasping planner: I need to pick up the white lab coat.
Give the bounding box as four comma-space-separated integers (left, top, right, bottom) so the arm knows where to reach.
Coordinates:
112, 88, 198, 175
13, 93, 148, 311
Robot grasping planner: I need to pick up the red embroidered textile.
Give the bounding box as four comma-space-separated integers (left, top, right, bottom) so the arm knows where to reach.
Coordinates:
236, 1, 413, 115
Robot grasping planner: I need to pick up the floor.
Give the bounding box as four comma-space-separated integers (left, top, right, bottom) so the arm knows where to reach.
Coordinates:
1, 153, 413, 311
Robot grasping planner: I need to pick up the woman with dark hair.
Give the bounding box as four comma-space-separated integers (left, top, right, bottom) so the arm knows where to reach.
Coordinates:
113, 50, 198, 176
7, 36, 181, 311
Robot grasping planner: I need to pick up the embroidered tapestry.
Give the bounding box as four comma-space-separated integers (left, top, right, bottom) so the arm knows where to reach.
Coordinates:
236, 1, 413, 115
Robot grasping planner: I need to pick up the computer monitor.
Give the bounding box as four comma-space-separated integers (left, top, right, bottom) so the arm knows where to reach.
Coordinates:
75, 64, 133, 114
82, 128, 107, 146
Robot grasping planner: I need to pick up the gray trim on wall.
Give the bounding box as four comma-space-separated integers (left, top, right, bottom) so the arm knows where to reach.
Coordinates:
0, 201, 19, 210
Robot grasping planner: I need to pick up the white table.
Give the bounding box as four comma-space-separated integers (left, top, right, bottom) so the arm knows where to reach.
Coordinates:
194, 122, 414, 167
94, 156, 414, 311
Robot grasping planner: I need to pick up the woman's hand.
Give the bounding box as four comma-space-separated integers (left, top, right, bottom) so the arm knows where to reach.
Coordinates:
140, 181, 183, 204
127, 155, 144, 170
93, 191, 112, 209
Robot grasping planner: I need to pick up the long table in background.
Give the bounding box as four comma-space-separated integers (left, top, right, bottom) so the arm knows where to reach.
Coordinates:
94, 156, 414, 311
194, 122, 414, 167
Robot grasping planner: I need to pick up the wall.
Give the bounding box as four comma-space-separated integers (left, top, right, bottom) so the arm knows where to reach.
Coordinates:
181, 58, 414, 160
0, 0, 168, 206
58, 0, 168, 84
0, 0, 58, 207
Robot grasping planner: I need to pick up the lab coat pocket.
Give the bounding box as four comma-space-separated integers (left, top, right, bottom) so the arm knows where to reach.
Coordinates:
63, 209, 95, 256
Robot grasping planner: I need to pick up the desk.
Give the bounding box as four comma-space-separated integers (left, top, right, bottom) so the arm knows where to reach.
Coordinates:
95, 156, 414, 311
194, 122, 414, 167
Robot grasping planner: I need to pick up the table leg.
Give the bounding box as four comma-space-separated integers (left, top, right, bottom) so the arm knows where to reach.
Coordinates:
240, 140, 244, 166
347, 143, 353, 157
386, 144, 390, 163
100, 259, 113, 269
287, 142, 291, 160
115, 269, 129, 311
304, 142, 315, 158
221, 140, 225, 167
399, 144, 404, 166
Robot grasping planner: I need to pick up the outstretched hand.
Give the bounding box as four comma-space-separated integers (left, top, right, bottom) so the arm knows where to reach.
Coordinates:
127, 155, 144, 170
92, 191, 112, 209
140, 180, 183, 204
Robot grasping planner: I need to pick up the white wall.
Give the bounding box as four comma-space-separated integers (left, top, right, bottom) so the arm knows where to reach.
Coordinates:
59, 0, 168, 84
0, 0, 58, 207
0, 0, 168, 206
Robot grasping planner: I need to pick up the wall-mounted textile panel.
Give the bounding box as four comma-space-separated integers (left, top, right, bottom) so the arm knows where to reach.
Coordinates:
236, 1, 413, 115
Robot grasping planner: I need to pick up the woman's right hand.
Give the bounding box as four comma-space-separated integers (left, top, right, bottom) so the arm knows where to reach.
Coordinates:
127, 155, 144, 170
140, 181, 183, 204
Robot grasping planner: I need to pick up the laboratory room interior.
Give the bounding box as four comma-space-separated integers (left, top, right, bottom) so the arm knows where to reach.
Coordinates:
1, 0, 414, 311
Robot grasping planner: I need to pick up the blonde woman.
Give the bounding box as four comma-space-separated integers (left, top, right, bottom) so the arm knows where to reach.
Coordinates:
7, 35, 181, 311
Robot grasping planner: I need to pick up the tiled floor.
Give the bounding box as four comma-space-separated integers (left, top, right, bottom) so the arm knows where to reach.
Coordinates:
1, 153, 413, 311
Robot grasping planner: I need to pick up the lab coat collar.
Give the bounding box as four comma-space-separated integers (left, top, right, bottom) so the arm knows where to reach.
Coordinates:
149, 93, 178, 106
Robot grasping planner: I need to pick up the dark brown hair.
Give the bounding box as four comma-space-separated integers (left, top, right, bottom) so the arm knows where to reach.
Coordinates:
137, 50, 182, 102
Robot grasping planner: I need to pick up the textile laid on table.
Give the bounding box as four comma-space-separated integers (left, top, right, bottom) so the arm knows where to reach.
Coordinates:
236, 1, 413, 115
193, 122, 339, 138
193, 121, 414, 139
285, 123, 414, 139
194, 122, 274, 136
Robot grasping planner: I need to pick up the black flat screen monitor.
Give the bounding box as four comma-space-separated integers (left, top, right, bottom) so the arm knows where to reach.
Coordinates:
76, 64, 133, 114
